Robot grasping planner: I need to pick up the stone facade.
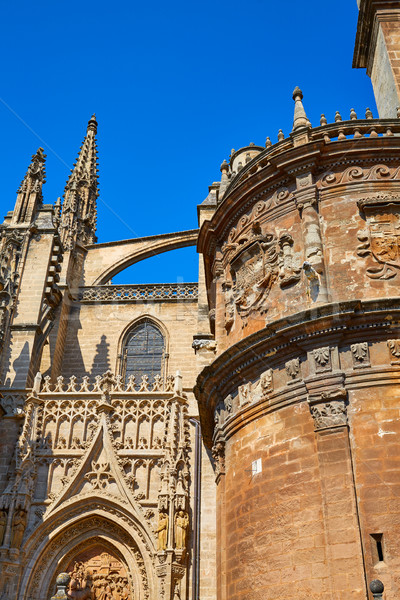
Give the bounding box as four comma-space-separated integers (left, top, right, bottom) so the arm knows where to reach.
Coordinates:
1, 4, 400, 600
0, 117, 215, 600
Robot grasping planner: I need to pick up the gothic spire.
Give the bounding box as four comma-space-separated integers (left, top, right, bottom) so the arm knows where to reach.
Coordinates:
12, 148, 46, 225
292, 87, 311, 131
60, 114, 99, 249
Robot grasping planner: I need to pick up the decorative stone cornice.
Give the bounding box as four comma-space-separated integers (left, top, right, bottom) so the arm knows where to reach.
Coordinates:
194, 297, 400, 446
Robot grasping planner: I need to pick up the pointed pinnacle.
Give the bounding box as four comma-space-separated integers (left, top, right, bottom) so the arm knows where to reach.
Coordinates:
87, 113, 98, 133
292, 86, 311, 131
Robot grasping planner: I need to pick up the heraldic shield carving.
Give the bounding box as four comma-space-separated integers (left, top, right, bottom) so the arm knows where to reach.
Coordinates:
230, 233, 278, 319
221, 221, 301, 327
357, 195, 400, 280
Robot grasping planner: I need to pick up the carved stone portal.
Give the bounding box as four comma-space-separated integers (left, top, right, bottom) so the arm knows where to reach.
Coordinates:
66, 546, 133, 600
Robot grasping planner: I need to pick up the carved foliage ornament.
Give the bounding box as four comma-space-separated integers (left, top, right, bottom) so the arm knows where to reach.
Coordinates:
308, 389, 347, 431
351, 342, 369, 367
285, 358, 300, 381
388, 339, 400, 364
357, 194, 400, 280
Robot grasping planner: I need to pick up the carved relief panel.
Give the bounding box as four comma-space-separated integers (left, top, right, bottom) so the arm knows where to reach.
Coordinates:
221, 219, 301, 328
357, 195, 400, 280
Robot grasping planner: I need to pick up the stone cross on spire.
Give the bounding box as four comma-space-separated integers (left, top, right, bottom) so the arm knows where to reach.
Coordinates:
60, 114, 99, 249
292, 87, 311, 131
11, 147, 46, 225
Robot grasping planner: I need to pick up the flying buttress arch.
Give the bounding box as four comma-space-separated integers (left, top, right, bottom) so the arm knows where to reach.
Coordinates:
84, 229, 198, 286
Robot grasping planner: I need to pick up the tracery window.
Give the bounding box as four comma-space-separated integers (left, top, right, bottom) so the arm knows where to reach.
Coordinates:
121, 320, 166, 384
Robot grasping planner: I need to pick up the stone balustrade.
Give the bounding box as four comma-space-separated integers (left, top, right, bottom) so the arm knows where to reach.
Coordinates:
79, 283, 198, 303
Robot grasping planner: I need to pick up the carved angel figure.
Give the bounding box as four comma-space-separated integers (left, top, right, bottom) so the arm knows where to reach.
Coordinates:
11, 508, 27, 549
174, 510, 189, 549
156, 511, 168, 550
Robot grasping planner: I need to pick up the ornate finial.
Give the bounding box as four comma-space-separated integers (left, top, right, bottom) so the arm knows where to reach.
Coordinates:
220, 159, 229, 173
230, 148, 235, 157
265, 136, 272, 148
292, 86, 311, 131
320, 114, 327, 126
365, 107, 373, 119
350, 108, 357, 120
292, 86, 303, 101
370, 580, 384, 600
51, 573, 71, 600
335, 111, 342, 122
277, 129, 285, 141
249, 142, 255, 147
87, 113, 98, 133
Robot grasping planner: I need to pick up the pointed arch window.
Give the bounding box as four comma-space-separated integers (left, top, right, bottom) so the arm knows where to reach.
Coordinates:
122, 320, 166, 384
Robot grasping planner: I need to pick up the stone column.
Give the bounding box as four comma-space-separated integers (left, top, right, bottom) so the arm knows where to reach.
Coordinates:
307, 386, 368, 598
294, 181, 329, 304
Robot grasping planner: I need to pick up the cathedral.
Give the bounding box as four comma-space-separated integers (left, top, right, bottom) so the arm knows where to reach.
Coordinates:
2, 2, 400, 599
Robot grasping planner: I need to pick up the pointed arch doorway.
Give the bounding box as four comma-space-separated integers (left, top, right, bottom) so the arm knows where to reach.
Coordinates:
61, 543, 133, 600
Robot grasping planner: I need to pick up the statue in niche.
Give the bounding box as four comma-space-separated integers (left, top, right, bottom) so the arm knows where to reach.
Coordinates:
156, 511, 169, 550
174, 510, 189, 550
175, 471, 186, 495
173, 581, 181, 600
11, 508, 27, 548
0, 509, 7, 546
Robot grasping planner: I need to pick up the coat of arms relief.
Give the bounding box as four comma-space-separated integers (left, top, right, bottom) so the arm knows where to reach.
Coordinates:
357, 195, 400, 280
221, 221, 301, 328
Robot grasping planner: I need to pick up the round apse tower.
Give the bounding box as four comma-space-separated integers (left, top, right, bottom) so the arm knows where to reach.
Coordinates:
195, 90, 400, 600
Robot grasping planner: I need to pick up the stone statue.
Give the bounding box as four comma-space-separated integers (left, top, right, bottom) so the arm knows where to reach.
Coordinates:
11, 508, 27, 549
174, 510, 189, 549
0, 509, 7, 546
156, 511, 168, 550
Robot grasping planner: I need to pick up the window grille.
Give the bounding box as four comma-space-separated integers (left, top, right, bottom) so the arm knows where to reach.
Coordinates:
122, 320, 166, 385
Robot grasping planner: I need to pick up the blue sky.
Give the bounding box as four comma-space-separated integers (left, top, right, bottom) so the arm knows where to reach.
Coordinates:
0, 0, 375, 283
